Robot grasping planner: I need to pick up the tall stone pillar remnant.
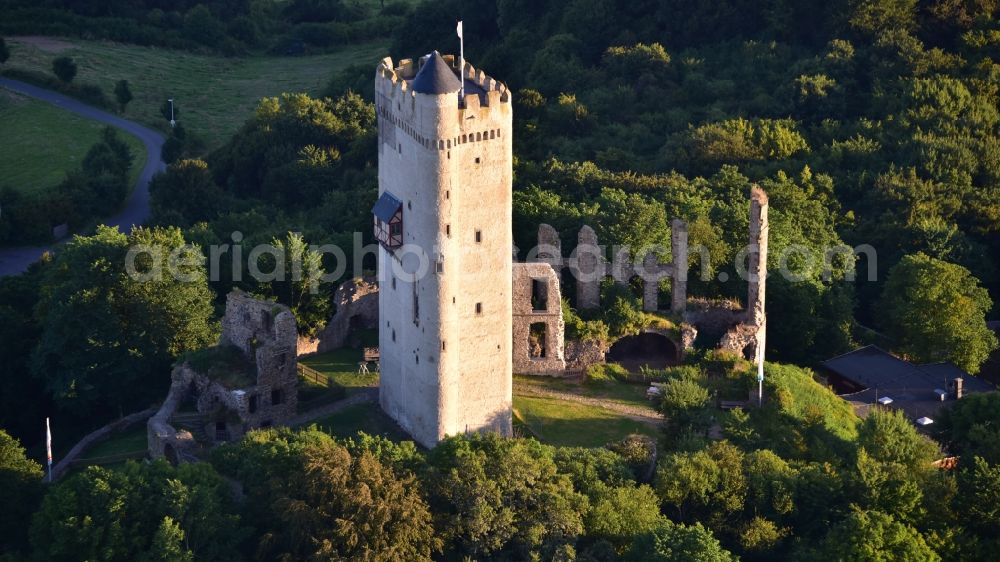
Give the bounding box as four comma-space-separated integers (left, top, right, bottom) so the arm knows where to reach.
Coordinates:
746, 186, 769, 364
670, 218, 688, 314
536, 223, 563, 271
576, 225, 603, 309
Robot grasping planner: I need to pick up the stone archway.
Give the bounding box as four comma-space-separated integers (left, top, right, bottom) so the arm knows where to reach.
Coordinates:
607, 332, 680, 371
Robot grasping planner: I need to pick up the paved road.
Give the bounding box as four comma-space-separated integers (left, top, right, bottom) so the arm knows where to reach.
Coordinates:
0, 77, 166, 276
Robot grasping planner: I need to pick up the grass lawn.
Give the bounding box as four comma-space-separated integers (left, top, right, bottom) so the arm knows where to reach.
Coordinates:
77, 426, 148, 460
312, 402, 412, 443
4, 36, 390, 149
0, 89, 146, 194
514, 374, 656, 411
299, 345, 379, 395
513, 395, 659, 448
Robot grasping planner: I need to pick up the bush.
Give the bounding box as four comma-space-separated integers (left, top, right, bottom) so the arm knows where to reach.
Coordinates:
563, 298, 610, 342
607, 434, 657, 482
51, 55, 77, 83
585, 363, 630, 384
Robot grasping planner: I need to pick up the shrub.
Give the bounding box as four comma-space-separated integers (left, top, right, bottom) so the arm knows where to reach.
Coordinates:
585, 363, 630, 384
52, 55, 77, 83
563, 299, 610, 342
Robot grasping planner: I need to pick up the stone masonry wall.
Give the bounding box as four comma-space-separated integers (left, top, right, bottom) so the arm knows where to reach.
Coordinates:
221, 292, 299, 429
716, 187, 769, 360
512, 262, 566, 374
552, 222, 687, 314
564, 339, 610, 372
298, 277, 379, 355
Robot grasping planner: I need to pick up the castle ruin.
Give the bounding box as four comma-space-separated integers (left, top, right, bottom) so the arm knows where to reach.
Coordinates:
148, 291, 299, 462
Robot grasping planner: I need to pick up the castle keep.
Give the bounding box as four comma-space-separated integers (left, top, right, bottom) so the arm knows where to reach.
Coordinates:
374, 52, 514, 447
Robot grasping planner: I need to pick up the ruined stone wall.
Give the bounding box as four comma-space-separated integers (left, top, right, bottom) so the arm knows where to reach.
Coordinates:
564, 339, 610, 372
575, 226, 604, 309
298, 277, 379, 355
219, 291, 299, 424
147, 364, 199, 461
539, 222, 687, 314
512, 262, 566, 374
670, 219, 688, 314
701, 187, 769, 360
150, 292, 301, 461
683, 298, 745, 338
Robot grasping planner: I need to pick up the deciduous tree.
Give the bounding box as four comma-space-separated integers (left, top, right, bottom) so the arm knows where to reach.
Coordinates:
31, 226, 217, 415
0, 429, 43, 554
114, 79, 133, 112
880, 252, 997, 373
51, 56, 77, 83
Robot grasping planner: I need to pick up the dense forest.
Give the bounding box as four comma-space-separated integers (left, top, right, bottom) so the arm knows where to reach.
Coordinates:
2, 0, 1000, 560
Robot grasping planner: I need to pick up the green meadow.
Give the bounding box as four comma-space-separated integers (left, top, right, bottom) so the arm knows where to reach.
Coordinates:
0, 89, 146, 194
3, 36, 390, 149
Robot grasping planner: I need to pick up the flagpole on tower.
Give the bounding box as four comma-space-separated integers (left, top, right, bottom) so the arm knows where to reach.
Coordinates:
46, 417, 53, 483
457, 20, 465, 103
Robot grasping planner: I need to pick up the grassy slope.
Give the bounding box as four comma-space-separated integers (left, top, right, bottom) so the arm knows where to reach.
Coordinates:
4, 36, 390, 149
513, 395, 658, 448
77, 426, 148, 459
514, 373, 655, 410
0, 90, 146, 194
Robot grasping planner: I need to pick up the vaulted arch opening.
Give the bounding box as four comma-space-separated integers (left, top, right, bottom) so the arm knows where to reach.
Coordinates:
607, 332, 679, 371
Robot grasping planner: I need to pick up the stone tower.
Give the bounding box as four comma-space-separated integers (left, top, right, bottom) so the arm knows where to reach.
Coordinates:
373, 52, 513, 447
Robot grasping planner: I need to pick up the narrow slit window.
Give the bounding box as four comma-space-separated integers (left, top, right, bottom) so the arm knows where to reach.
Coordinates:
475, 302, 483, 315
412, 282, 420, 326
475, 230, 482, 243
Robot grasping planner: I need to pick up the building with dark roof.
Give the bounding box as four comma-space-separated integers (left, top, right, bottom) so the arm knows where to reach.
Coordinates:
821, 345, 994, 421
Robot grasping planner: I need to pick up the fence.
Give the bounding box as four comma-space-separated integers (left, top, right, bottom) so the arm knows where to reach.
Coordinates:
298, 363, 329, 387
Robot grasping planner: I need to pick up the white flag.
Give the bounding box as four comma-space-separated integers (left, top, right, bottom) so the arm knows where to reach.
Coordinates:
456, 20, 463, 39
46, 417, 52, 464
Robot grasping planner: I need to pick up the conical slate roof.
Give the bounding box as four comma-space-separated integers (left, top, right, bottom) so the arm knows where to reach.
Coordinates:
411, 51, 462, 95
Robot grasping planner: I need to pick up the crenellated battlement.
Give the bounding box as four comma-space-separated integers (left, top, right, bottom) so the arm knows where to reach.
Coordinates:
375, 55, 511, 156
376, 55, 510, 105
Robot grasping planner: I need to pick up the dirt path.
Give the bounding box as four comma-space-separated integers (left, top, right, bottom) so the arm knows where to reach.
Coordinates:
12, 36, 75, 53
513, 382, 663, 424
